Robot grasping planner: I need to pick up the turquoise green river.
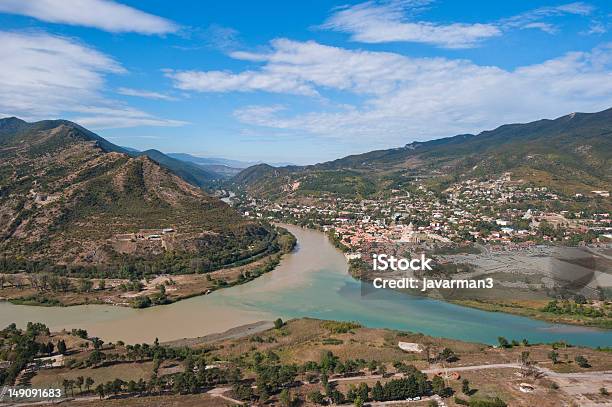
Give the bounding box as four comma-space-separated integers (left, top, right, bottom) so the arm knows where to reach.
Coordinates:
0, 224, 610, 346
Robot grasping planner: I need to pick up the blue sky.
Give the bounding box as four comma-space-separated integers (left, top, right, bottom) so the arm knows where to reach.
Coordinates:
0, 0, 611, 164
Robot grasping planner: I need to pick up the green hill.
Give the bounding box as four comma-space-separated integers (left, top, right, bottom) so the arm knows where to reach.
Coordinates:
233, 108, 612, 199
0, 118, 279, 277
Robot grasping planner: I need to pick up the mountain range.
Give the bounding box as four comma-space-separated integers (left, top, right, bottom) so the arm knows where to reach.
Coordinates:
233, 108, 612, 200
1, 108, 609, 271
0, 117, 276, 274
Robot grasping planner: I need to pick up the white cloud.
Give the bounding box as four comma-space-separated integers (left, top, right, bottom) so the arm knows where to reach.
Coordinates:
168, 38, 468, 96
117, 87, 178, 101
521, 22, 558, 34
166, 67, 319, 96
501, 2, 594, 32
0, 31, 183, 129
180, 39, 612, 145
72, 107, 186, 129
203, 25, 240, 50
321, 0, 500, 48
584, 21, 608, 35
320, 1, 595, 47
554, 2, 594, 15
0, 0, 178, 34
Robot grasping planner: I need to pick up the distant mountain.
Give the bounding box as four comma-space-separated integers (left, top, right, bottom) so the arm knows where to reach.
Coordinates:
120, 146, 141, 153
167, 152, 294, 169
117, 149, 239, 180
167, 153, 254, 169
0, 117, 277, 271
234, 108, 612, 199
134, 149, 219, 188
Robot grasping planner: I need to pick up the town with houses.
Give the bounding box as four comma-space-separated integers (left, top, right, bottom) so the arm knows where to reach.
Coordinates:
234, 173, 611, 261
230, 173, 611, 305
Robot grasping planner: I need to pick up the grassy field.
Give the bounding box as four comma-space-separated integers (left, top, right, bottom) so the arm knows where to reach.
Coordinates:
204, 318, 612, 373
0, 251, 284, 308
453, 299, 612, 329
31, 362, 154, 389
14, 318, 612, 407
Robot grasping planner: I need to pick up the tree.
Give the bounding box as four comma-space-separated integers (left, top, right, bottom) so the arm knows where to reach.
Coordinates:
520, 351, 530, 366
258, 386, 270, 403
468, 397, 507, 407
354, 395, 364, 407
279, 388, 292, 407
95, 384, 105, 399
357, 382, 369, 402
372, 381, 384, 401
438, 347, 457, 362
575, 355, 590, 368
330, 389, 345, 404
85, 377, 94, 393
233, 384, 253, 401
274, 318, 284, 329
497, 337, 510, 348
462, 379, 470, 395
548, 351, 559, 364
79, 278, 93, 292
127, 380, 137, 393
91, 337, 104, 350
378, 363, 387, 377
57, 339, 67, 355
62, 379, 70, 396
76, 376, 84, 394
432, 375, 448, 397
347, 385, 357, 402
574, 294, 587, 304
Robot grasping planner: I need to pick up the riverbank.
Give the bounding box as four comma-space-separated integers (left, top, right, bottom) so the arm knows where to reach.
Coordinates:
7, 318, 612, 407
351, 260, 611, 330
1, 224, 610, 347
451, 299, 612, 330
1, 252, 284, 308
0, 226, 297, 309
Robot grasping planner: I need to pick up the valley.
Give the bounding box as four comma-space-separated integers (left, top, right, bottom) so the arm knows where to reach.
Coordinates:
0, 118, 295, 308
0, 110, 610, 406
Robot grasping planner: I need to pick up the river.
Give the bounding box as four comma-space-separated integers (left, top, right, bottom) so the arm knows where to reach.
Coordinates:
0, 225, 610, 346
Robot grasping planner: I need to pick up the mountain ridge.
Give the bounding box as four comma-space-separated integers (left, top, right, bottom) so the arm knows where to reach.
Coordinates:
232, 108, 612, 199
0, 118, 278, 275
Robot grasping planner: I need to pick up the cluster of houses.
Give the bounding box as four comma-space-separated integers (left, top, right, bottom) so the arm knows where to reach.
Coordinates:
238, 173, 611, 256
